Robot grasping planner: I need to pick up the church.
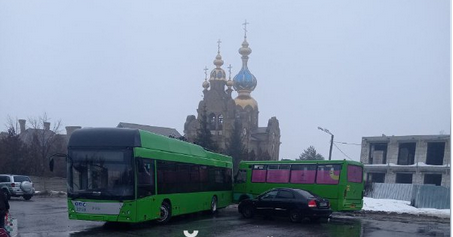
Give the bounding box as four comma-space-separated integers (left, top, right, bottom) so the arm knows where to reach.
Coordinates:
184, 23, 281, 162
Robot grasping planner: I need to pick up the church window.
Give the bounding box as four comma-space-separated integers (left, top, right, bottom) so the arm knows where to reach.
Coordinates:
218, 115, 224, 130
209, 113, 216, 130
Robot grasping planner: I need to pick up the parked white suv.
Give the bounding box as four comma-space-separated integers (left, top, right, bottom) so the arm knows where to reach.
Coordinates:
0, 174, 35, 200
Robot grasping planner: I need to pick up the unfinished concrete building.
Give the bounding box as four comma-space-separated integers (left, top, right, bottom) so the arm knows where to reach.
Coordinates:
360, 135, 450, 187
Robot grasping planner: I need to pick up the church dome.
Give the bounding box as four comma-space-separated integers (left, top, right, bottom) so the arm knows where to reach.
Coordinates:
210, 68, 226, 81
233, 67, 257, 91
233, 36, 257, 91
234, 93, 258, 109
202, 79, 209, 89
210, 41, 227, 81
226, 79, 234, 87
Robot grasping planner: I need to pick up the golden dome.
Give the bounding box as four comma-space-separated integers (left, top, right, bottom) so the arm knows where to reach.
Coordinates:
234, 94, 258, 109
202, 79, 209, 89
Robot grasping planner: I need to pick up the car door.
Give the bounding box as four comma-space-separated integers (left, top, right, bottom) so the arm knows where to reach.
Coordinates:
255, 190, 278, 216
273, 190, 296, 217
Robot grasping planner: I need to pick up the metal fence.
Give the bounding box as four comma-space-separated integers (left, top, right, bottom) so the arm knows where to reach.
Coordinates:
366, 183, 450, 209
411, 185, 450, 209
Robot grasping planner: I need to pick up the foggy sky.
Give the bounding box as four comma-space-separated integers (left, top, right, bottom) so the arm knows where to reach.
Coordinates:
0, 0, 450, 161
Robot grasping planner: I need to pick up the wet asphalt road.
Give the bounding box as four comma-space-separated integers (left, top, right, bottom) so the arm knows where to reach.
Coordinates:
8, 196, 450, 237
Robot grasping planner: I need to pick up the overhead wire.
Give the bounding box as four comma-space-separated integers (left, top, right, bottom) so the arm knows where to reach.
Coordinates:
333, 142, 354, 161
334, 141, 361, 146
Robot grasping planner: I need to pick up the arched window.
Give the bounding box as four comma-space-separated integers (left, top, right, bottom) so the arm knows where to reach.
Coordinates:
218, 115, 224, 130
209, 113, 216, 130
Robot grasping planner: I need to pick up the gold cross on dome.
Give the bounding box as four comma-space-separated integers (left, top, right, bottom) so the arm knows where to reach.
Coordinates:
217, 39, 222, 53
242, 20, 249, 37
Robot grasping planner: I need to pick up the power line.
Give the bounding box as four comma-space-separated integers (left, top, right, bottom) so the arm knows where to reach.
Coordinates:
333, 143, 353, 161
334, 141, 361, 146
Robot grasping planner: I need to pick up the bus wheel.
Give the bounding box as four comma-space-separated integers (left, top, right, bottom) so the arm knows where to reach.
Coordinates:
210, 196, 218, 214
289, 209, 302, 223
156, 202, 171, 224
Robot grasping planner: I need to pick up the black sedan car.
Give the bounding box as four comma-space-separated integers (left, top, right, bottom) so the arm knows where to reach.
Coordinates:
238, 188, 332, 223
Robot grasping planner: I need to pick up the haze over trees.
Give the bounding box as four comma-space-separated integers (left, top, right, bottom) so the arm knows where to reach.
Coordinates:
193, 104, 219, 153
298, 146, 325, 160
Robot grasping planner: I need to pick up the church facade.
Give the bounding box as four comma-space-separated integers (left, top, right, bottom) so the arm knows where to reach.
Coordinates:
184, 28, 280, 161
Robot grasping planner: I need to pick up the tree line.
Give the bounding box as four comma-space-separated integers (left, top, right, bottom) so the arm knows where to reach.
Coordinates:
0, 115, 67, 177
0, 111, 324, 178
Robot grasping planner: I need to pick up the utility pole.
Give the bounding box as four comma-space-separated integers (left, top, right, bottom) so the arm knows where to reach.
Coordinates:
318, 127, 334, 160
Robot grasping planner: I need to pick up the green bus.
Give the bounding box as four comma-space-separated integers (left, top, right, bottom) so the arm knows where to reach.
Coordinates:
233, 160, 364, 212
50, 128, 233, 223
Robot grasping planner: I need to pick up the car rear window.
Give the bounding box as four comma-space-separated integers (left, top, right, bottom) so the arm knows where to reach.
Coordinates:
294, 189, 316, 199
0, 176, 10, 182
13, 176, 31, 182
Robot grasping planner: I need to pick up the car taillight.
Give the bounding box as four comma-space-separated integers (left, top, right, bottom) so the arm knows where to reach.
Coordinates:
308, 200, 317, 208
11, 183, 15, 187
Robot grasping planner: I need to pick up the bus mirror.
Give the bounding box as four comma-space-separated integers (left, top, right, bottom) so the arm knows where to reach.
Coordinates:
48, 153, 67, 172
49, 159, 54, 172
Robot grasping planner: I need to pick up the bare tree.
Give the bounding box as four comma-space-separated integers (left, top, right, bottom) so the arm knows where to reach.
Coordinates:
26, 113, 65, 177
0, 125, 29, 174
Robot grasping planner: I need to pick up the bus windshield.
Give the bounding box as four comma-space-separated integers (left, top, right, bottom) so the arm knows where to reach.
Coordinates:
68, 149, 134, 200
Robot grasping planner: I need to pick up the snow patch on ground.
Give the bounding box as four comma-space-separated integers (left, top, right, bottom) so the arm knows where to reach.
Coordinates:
363, 197, 450, 218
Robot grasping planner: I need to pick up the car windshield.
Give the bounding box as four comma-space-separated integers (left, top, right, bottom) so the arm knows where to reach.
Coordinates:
68, 149, 134, 200
13, 176, 31, 182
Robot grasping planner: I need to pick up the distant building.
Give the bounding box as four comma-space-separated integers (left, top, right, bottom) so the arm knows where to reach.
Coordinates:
360, 135, 450, 187
184, 27, 280, 161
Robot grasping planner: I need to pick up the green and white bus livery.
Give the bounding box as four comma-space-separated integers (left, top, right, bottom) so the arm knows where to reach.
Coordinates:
52, 128, 233, 223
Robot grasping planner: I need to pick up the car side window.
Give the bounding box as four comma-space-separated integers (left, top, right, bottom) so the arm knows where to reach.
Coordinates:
261, 190, 278, 200
0, 176, 9, 182
276, 190, 294, 199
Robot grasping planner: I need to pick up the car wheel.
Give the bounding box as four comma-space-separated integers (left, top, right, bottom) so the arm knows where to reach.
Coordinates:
156, 202, 171, 224
23, 195, 33, 201
210, 196, 218, 214
310, 217, 321, 222
289, 209, 302, 223
241, 205, 255, 219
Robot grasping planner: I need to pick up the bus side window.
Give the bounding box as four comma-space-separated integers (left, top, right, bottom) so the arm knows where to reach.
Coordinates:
347, 165, 363, 183
316, 164, 341, 184
251, 165, 267, 183
290, 164, 316, 184
266, 165, 290, 183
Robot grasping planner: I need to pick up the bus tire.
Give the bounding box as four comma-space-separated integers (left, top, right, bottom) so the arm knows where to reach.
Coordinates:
156, 201, 171, 224
210, 196, 218, 214
289, 209, 302, 223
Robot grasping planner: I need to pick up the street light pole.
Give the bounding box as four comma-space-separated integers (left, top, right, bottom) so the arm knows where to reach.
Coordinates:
328, 133, 334, 161
318, 127, 334, 161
